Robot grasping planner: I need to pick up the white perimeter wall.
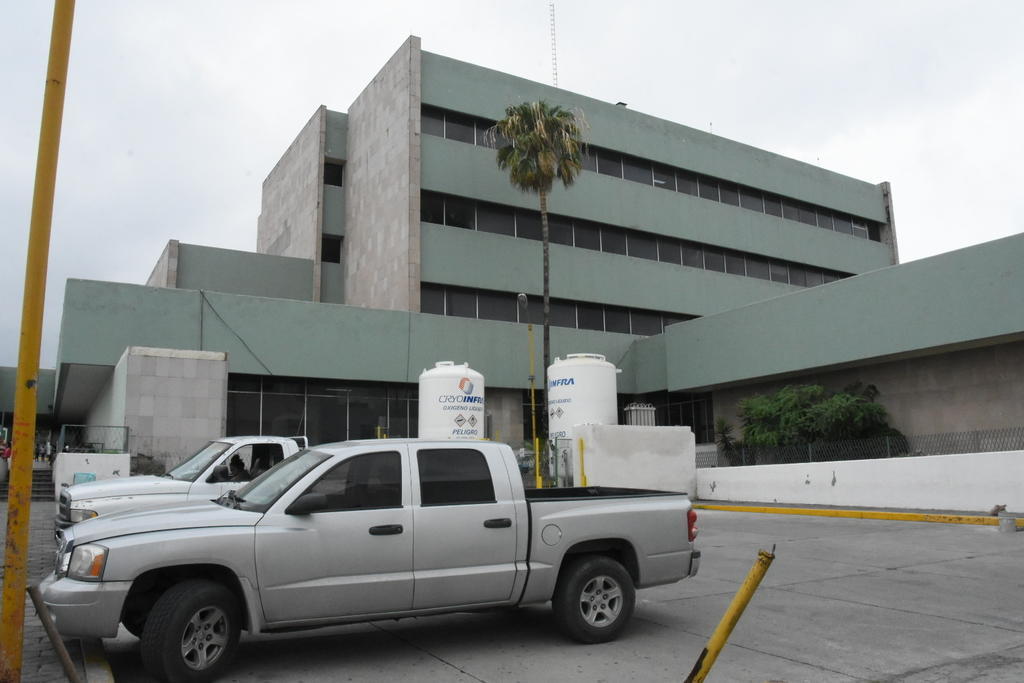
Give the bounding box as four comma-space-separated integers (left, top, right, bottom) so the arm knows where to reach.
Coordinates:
53, 452, 130, 500
697, 450, 1024, 512
572, 425, 696, 494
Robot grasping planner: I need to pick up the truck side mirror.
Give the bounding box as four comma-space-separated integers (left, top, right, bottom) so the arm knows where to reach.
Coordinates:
286, 492, 328, 515
208, 464, 230, 483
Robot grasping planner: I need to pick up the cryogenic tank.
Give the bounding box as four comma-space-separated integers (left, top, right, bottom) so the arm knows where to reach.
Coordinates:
418, 361, 486, 440
547, 353, 619, 441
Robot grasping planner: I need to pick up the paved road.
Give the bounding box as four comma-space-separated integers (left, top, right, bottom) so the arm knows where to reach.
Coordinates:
101, 510, 1024, 682
0, 498, 84, 682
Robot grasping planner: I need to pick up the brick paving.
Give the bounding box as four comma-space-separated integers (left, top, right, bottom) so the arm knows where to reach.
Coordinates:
1, 480, 85, 682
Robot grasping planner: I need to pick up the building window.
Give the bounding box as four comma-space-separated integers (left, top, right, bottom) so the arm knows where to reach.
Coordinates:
324, 162, 344, 188
321, 235, 342, 264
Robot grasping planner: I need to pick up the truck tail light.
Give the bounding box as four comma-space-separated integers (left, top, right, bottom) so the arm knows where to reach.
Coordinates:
687, 508, 698, 542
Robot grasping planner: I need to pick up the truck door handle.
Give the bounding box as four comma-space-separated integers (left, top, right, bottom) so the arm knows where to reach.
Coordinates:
369, 524, 404, 536
484, 518, 512, 529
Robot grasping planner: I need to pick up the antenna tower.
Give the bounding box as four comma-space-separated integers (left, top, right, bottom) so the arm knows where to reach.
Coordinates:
549, 2, 558, 87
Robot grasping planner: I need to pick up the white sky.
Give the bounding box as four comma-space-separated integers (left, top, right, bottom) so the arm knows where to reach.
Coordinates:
2, 1, 1022, 367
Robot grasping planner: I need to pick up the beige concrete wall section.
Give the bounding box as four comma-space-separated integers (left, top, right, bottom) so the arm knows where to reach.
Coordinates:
712, 340, 1024, 437
122, 347, 228, 469
257, 107, 325, 276
344, 36, 421, 311
145, 240, 179, 288
486, 387, 525, 444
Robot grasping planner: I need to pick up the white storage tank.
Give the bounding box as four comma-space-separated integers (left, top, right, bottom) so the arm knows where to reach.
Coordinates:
418, 361, 486, 440
547, 353, 619, 441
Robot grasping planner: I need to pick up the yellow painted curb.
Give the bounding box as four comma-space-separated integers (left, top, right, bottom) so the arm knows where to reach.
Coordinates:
693, 504, 1024, 528
80, 639, 115, 683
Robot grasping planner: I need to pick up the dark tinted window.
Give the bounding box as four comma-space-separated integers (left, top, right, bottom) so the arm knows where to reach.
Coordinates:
446, 289, 476, 318
549, 216, 574, 245
601, 226, 627, 255
764, 195, 783, 217
630, 311, 662, 336
698, 178, 719, 201
658, 238, 681, 264
421, 193, 445, 225
833, 215, 854, 235
822, 271, 838, 283
420, 284, 445, 314
676, 171, 698, 196
321, 235, 342, 264
704, 249, 725, 272
574, 221, 601, 251
445, 112, 476, 144
476, 202, 515, 236
652, 165, 675, 190
604, 306, 630, 333
797, 204, 818, 226
418, 449, 495, 506
444, 196, 475, 229
597, 150, 623, 178
782, 201, 801, 222
725, 252, 746, 275
769, 261, 789, 284
746, 256, 770, 280
720, 184, 740, 206
622, 156, 652, 184
627, 233, 658, 260
739, 188, 763, 211
663, 315, 689, 329
789, 266, 807, 287
308, 451, 402, 510
515, 210, 542, 240
549, 301, 577, 328
577, 303, 605, 331
816, 211, 833, 230
852, 221, 869, 239
421, 107, 445, 137
477, 291, 518, 322
477, 121, 502, 149
581, 150, 597, 172
324, 162, 344, 188
805, 269, 824, 287
682, 244, 704, 268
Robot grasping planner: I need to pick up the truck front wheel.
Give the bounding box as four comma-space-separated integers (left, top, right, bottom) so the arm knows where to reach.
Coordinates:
552, 555, 636, 643
140, 579, 241, 683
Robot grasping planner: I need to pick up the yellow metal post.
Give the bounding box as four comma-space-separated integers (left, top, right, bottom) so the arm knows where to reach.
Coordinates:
1, 2, 76, 679
684, 548, 775, 683
577, 437, 587, 487
527, 322, 541, 489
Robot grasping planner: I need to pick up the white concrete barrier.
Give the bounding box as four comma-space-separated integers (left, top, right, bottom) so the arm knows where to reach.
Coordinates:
572, 424, 696, 493
697, 450, 1024, 512
53, 452, 131, 500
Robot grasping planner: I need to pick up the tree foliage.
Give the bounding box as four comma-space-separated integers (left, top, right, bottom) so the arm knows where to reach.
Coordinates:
738, 383, 898, 446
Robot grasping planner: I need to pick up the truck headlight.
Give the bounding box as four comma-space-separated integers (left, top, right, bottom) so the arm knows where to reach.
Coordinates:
69, 509, 98, 523
67, 544, 107, 581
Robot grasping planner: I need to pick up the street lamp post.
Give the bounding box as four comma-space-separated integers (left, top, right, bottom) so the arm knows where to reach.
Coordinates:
517, 294, 542, 488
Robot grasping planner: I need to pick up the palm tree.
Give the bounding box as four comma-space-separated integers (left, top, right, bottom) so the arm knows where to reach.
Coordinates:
492, 101, 585, 440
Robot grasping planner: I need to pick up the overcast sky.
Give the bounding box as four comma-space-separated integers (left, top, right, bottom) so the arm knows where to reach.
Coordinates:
2, 1, 1022, 368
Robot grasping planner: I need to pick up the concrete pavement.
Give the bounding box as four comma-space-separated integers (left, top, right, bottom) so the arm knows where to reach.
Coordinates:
101, 510, 1024, 681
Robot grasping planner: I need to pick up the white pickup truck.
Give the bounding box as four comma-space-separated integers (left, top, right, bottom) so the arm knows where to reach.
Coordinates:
55, 435, 305, 535
43, 439, 699, 683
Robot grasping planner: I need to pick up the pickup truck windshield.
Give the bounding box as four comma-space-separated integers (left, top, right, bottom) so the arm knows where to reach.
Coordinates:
166, 441, 231, 482
234, 450, 329, 512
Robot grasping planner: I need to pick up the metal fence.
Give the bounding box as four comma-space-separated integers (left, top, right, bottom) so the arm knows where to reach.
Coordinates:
698, 426, 1024, 468
56, 424, 129, 454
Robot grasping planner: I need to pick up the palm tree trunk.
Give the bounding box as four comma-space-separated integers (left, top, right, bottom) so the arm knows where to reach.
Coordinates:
540, 190, 551, 444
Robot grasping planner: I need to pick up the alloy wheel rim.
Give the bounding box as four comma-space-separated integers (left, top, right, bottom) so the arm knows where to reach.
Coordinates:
578, 574, 623, 627
180, 605, 229, 670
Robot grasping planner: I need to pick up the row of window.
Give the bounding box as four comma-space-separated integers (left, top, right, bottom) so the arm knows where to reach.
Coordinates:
421, 283, 695, 336
422, 192, 847, 288
422, 105, 880, 242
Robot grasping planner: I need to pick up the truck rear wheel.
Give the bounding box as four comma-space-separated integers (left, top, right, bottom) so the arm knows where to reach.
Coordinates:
140, 579, 241, 683
552, 555, 635, 643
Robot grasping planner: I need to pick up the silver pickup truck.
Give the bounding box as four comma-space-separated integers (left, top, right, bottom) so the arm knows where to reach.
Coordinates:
42, 439, 700, 683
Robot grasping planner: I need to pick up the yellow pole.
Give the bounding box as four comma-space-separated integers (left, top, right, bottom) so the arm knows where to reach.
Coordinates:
1, 2, 75, 679
684, 548, 775, 683
577, 437, 587, 487
527, 322, 541, 488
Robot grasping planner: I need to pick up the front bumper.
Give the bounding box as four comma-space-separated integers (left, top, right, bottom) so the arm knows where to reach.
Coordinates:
38, 573, 131, 639
688, 549, 701, 577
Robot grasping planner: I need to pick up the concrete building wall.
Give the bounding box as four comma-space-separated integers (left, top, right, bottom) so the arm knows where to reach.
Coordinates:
713, 340, 1024, 437
0, 367, 56, 416
176, 243, 314, 301
573, 424, 696, 493
344, 36, 422, 311
257, 106, 324, 292
85, 351, 128, 428
320, 261, 345, 305
145, 240, 178, 288
696, 450, 1024, 513
121, 347, 227, 467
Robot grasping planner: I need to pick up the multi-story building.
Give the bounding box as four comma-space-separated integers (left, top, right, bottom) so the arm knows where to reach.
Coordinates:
21, 37, 1021, 466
